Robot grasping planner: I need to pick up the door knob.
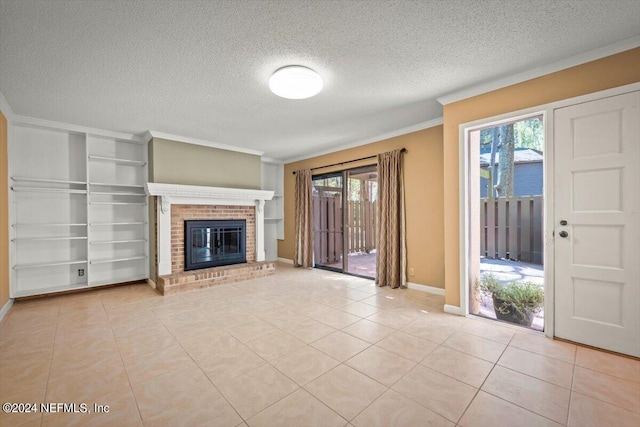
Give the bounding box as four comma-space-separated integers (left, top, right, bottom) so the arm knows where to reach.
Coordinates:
559, 231, 569, 238
560, 220, 568, 225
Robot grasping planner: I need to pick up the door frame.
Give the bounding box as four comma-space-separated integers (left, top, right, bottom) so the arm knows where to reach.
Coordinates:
457, 81, 640, 339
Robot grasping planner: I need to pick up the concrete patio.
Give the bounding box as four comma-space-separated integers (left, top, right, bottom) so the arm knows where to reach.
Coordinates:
324, 251, 377, 279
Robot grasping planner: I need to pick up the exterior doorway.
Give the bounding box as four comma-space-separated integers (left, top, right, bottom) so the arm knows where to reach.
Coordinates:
312, 165, 378, 279
469, 115, 545, 331
458, 83, 640, 355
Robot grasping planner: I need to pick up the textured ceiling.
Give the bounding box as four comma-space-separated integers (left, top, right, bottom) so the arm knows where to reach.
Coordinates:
1, 1, 639, 160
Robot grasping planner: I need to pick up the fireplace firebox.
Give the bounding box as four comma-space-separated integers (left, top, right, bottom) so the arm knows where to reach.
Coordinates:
184, 220, 246, 271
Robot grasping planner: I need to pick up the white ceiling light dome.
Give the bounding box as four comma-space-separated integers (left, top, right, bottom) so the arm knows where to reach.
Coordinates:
269, 65, 323, 99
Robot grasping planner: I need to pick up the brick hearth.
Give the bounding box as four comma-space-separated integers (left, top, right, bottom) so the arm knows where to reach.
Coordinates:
157, 261, 275, 295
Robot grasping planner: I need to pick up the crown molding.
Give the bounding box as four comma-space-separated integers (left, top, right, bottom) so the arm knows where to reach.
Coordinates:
147, 130, 264, 156
437, 35, 640, 106
0, 91, 14, 118
10, 114, 143, 141
281, 117, 443, 164
260, 157, 284, 165
142, 130, 153, 143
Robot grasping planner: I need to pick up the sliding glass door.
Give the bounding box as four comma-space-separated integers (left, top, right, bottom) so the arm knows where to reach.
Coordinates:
312, 165, 378, 278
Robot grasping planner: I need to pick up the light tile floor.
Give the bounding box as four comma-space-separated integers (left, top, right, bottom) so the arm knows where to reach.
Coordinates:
0, 264, 639, 427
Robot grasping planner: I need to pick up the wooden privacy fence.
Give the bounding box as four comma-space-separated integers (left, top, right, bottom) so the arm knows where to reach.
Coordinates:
347, 200, 377, 253
313, 195, 342, 264
480, 196, 543, 264
313, 195, 376, 264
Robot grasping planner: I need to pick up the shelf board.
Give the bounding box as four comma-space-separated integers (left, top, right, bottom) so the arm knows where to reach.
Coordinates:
89, 275, 148, 287
90, 191, 146, 196
89, 182, 145, 189
14, 283, 89, 297
12, 187, 87, 194
89, 222, 147, 226
13, 236, 87, 242
91, 239, 147, 245
89, 201, 147, 205
14, 260, 88, 269
11, 177, 86, 185
90, 255, 146, 264
88, 156, 146, 166
13, 223, 87, 227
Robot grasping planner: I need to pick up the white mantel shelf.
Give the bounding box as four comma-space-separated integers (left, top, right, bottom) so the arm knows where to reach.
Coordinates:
146, 182, 274, 276
146, 183, 273, 212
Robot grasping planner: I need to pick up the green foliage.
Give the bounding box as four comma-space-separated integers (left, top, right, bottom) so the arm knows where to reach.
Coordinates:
514, 118, 543, 151
475, 273, 503, 295
476, 274, 544, 325
479, 117, 544, 152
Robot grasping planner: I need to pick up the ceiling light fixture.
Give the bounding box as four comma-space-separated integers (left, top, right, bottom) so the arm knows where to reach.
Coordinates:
269, 65, 323, 99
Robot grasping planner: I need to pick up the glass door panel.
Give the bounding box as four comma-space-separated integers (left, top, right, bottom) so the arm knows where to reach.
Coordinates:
312, 173, 344, 271
345, 166, 377, 278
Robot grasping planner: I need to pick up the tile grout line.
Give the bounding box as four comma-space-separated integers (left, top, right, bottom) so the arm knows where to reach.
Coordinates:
566, 355, 578, 427
155, 304, 249, 425
301, 362, 387, 424
480, 333, 574, 425
39, 300, 60, 427
101, 293, 146, 425
187, 288, 351, 424
569, 364, 640, 415
458, 335, 566, 426
455, 329, 515, 426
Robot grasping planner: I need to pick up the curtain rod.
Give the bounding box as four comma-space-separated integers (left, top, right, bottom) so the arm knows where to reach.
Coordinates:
292, 148, 406, 174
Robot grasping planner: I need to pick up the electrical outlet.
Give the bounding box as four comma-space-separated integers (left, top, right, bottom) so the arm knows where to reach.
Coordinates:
78, 269, 85, 277
409, 267, 415, 277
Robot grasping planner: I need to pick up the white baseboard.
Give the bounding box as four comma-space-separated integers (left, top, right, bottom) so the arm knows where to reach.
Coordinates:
0, 298, 14, 322
407, 282, 445, 295
444, 304, 464, 316
277, 257, 294, 265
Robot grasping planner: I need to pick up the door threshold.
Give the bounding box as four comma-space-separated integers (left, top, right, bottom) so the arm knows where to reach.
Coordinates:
553, 337, 640, 361
313, 266, 375, 280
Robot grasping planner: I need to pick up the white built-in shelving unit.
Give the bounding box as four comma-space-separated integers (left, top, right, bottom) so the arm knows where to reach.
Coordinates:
9, 122, 148, 297
261, 162, 284, 261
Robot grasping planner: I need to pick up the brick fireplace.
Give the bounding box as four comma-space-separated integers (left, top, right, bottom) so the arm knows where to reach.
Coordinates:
173, 205, 255, 273
146, 183, 276, 294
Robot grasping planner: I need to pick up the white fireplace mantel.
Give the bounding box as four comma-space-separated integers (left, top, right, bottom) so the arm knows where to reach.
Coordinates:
146, 183, 274, 276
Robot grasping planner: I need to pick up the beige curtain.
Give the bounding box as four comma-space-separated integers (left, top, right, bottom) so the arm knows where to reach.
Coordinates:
376, 149, 406, 288
294, 169, 314, 268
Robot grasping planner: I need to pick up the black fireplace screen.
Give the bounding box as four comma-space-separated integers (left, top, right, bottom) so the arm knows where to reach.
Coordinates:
184, 220, 246, 271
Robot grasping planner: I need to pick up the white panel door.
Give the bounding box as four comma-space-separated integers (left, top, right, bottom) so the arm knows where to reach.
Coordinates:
554, 91, 640, 357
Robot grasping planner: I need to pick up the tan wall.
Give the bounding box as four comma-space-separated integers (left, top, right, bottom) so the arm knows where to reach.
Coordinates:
279, 126, 445, 288
443, 47, 640, 306
0, 111, 9, 308
149, 137, 261, 189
